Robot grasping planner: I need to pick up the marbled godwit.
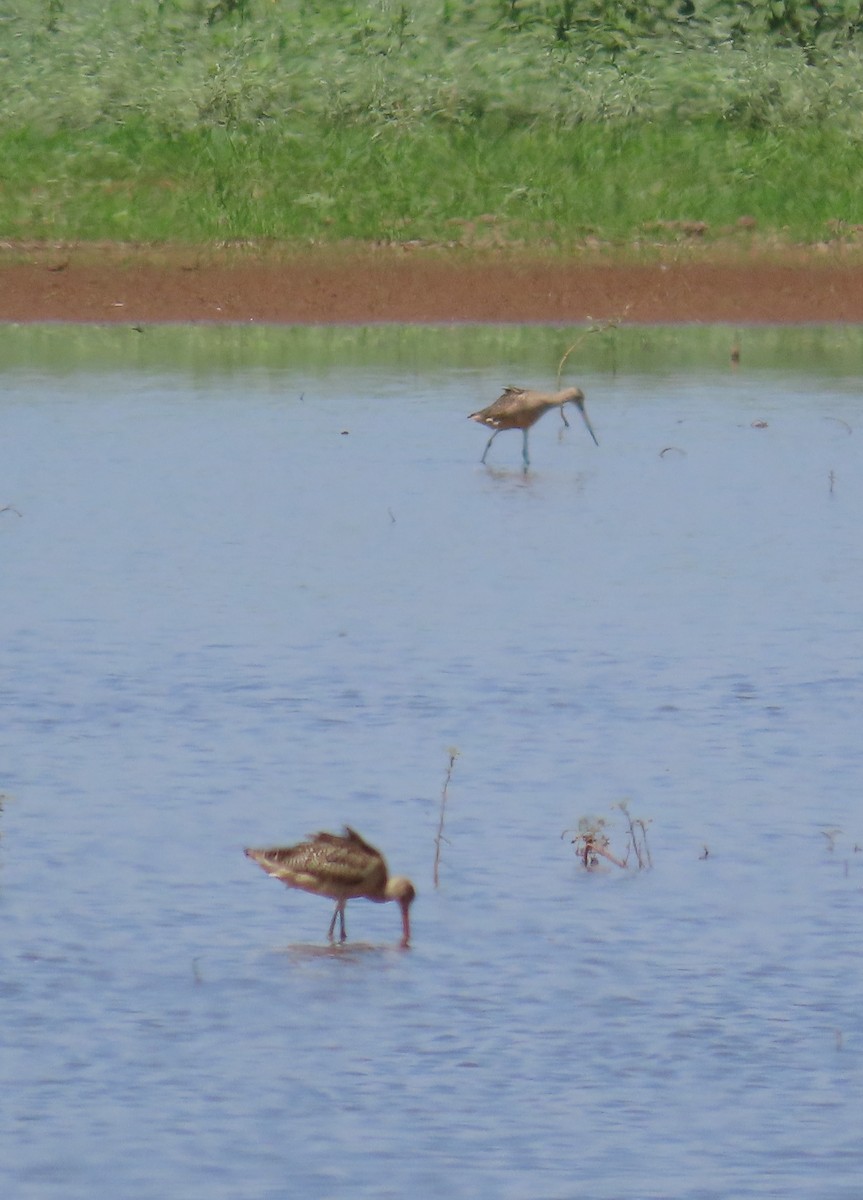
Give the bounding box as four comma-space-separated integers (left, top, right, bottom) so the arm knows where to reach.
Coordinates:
469, 385, 598, 468
244, 827, 415, 948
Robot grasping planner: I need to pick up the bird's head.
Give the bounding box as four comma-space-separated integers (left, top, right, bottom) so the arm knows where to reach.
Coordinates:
560, 387, 598, 445
386, 875, 416, 948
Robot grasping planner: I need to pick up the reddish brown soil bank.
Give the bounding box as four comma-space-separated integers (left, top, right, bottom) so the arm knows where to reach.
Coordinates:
3, 247, 863, 323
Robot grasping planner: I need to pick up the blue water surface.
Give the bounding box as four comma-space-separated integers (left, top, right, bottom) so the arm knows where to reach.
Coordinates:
1, 326, 862, 1199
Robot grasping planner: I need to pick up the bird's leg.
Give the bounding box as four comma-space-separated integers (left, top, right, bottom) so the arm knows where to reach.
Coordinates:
480, 429, 499, 464
560, 405, 571, 428
522, 429, 531, 469
327, 901, 348, 943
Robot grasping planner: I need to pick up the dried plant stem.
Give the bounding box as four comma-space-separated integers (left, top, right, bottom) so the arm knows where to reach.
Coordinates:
433, 748, 459, 888
565, 802, 652, 872
617, 800, 653, 869
589, 842, 628, 869
556, 312, 628, 388
562, 817, 628, 870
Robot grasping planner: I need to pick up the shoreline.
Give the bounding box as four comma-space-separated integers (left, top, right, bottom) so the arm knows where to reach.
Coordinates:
3, 244, 863, 324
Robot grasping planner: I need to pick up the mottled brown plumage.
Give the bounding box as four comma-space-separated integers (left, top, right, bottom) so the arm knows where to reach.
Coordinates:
469, 385, 598, 467
244, 827, 415, 948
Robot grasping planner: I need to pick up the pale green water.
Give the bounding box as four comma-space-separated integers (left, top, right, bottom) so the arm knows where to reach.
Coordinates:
3, 320, 863, 376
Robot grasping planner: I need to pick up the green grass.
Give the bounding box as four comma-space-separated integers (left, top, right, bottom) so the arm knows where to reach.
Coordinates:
3, 121, 862, 247
2, 1, 863, 248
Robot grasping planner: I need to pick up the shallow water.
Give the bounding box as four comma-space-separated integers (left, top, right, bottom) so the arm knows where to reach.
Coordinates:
2, 325, 863, 1199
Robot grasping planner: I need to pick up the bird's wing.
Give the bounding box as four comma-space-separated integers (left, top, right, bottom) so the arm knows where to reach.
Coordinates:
483, 387, 532, 420
310, 828, 389, 888
341, 826, 384, 858
497, 385, 528, 406
247, 840, 385, 895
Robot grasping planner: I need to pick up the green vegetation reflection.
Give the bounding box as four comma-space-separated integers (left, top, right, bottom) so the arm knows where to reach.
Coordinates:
2, 323, 863, 378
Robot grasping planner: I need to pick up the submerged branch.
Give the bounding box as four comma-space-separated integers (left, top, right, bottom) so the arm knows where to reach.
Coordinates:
433, 747, 459, 888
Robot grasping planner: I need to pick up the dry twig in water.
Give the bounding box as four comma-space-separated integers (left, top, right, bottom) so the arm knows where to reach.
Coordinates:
821, 828, 841, 852
433, 747, 459, 888
556, 311, 629, 391
562, 816, 627, 870
563, 802, 652, 872
616, 799, 652, 869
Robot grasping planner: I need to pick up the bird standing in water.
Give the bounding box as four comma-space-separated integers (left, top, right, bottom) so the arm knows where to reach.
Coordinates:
245, 827, 416, 948
469, 385, 598, 468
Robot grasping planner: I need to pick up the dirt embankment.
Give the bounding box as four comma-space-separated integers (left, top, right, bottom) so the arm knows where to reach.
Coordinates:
3, 244, 863, 323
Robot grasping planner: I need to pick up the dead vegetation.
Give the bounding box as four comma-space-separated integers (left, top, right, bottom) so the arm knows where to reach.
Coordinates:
562, 801, 652, 872
433, 747, 459, 888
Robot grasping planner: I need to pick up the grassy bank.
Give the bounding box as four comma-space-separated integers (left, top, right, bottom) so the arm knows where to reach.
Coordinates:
2, 2, 863, 248
4, 121, 863, 248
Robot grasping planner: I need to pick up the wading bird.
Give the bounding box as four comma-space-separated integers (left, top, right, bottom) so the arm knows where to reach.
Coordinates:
244, 827, 416, 948
469, 385, 598, 468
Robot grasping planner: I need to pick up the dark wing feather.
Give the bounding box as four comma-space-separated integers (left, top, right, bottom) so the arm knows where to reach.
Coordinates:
479, 387, 530, 424
246, 828, 388, 898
